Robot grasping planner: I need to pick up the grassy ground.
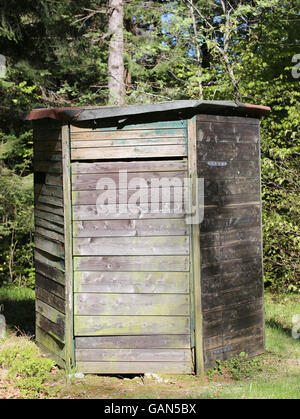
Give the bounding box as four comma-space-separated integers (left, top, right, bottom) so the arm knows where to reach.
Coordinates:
0, 286, 299, 399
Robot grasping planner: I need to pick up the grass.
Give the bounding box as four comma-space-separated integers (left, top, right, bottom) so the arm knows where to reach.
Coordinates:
0, 286, 299, 399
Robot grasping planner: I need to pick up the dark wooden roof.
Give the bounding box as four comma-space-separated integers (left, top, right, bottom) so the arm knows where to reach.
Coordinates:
25, 100, 270, 127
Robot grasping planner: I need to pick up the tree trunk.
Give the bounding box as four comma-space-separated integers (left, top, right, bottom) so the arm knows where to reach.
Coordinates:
108, 0, 125, 105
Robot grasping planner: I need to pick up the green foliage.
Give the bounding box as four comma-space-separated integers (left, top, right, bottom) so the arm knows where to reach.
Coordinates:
207, 352, 264, 381
0, 341, 55, 398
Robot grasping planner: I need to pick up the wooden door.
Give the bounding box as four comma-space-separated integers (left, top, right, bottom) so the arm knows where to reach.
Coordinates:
71, 158, 193, 374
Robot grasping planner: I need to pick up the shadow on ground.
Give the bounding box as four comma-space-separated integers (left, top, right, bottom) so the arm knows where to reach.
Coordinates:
0, 293, 35, 336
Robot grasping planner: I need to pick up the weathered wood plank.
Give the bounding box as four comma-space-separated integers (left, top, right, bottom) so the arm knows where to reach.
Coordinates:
201, 285, 263, 312
36, 326, 65, 359
35, 273, 65, 299
34, 209, 64, 226
34, 203, 64, 217
196, 114, 259, 125
71, 137, 185, 149
198, 142, 259, 162
35, 235, 65, 259
35, 217, 65, 235
35, 194, 64, 208
74, 315, 190, 336
203, 324, 263, 351
74, 255, 189, 272
36, 287, 65, 314
71, 129, 185, 140
72, 160, 187, 174
34, 249, 65, 272
74, 271, 189, 294
74, 293, 189, 316
72, 171, 186, 191
72, 187, 187, 206
73, 219, 189, 238
198, 160, 259, 179
71, 145, 186, 160
203, 309, 263, 339
35, 226, 64, 243
73, 236, 189, 256
76, 361, 192, 374
197, 121, 260, 143
70, 120, 186, 133
75, 334, 190, 349
36, 299, 65, 324
72, 204, 186, 220
35, 184, 63, 199
35, 260, 65, 286
76, 348, 190, 362
36, 313, 65, 343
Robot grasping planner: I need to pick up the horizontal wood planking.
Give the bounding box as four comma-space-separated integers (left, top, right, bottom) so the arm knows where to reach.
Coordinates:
71, 128, 185, 140
198, 142, 259, 162
76, 361, 192, 374
204, 335, 264, 367
36, 326, 65, 359
70, 120, 186, 132
72, 187, 187, 206
198, 160, 259, 179
35, 184, 63, 198
35, 217, 65, 235
72, 160, 187, 174
75, 334, 190, 349
35, 194, 63, 208
34, 209, 64, 226
36, 287, 65, 314
34, 249, 65, 272
74, 315, 190, 336
200, 241, 261, 266
36, 313, 65, 343
34, 203, 64, 217
74, 271, 189, 294
74, 293, 189, 316
72, 204, 186, 220
196, 114, 259, 125
74, 255, 189, 272
35, 226, 65, 243
36, 299, 65, 325
203, 307, 264, 339
197, 120, 260, 143
73, 219, 189, 238
72, 137, 185, 149
71, 145, 186, 160
35, 234, 65, 259
203, 324, 263, 351
73, 236, 189, 256
201, 285, 263, 312
76, 348, 190, 362
200, 227, 262, 249
72, 171, 186, 191
35, 260, 65, 286
35, 273, 65, 299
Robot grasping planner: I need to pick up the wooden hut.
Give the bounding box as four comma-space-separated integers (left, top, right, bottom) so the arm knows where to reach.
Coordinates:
26, 100, 270, 375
